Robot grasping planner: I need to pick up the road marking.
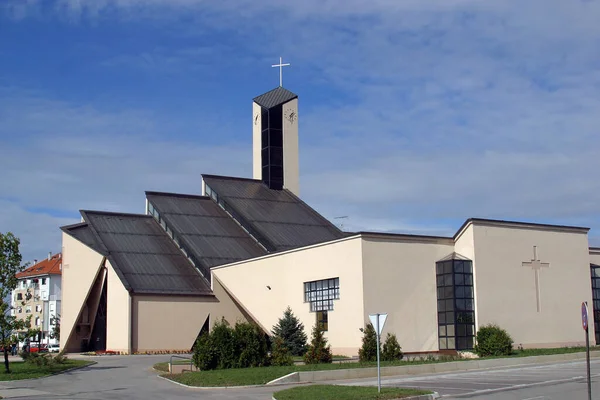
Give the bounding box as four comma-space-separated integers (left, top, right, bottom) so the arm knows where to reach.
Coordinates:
442, 373, 600, 398
521, 396, 546, 400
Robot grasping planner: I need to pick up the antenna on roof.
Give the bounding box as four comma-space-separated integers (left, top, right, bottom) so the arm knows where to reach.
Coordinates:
334, 216, 348, 231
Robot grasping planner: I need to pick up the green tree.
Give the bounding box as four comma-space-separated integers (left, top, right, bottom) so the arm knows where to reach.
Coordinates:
303, 325, 332, 364
271, 336, 293, 366
358, 323, 379, 362
381, 333, 403, 361
50, 314, 60, 341
272, 307, 308, 356
233, 321, 270, 368
0, 232, 27, 373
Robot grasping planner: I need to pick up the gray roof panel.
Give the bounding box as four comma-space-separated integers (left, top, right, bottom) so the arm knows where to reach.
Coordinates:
79, 211, 213, 296
61, 223, 106, 255
201, 175, 345, 252
145, 192, 267, 269
253, 87, 298, 109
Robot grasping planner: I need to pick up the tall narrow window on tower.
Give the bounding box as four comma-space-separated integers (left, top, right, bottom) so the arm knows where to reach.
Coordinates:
261, 105, 284, 190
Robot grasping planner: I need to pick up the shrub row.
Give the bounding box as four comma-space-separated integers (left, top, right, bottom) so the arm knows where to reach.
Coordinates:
193, 319, 271, 370
359, 323, 404, 362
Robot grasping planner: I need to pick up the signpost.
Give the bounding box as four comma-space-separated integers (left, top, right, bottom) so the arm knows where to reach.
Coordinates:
369, 313, 388, 393
581, 302, 592, 400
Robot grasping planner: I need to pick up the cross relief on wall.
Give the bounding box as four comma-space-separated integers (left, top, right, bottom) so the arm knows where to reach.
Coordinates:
522, 245, 550, 313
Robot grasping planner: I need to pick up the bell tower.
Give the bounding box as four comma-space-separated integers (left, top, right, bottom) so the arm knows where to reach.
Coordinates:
252, 86, 299, 196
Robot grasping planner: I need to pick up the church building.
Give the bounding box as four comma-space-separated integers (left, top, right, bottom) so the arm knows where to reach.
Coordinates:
60, 83, 600, 355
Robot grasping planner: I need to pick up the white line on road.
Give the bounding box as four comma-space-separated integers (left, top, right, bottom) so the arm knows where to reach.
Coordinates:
443, 373, 600, 398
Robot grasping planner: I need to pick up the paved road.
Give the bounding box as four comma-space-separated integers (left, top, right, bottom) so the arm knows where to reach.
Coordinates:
0, 355, 598, 399
339, 359, 600, 398
0, 355, 292, 399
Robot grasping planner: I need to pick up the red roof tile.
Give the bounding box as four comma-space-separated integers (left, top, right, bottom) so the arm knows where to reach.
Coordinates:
16, 254, 62, 279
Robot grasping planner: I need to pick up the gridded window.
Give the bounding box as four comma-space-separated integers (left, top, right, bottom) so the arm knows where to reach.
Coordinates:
304, 278, 340, 312
591, 264, 600, 344
317, 311, 328, 331
436, 259, 475, 351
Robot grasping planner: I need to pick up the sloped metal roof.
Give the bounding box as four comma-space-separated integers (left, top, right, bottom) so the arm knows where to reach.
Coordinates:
76, 211, 213, 296
201, 175, 345, 252
61, 222, 106, 255
145, 192, 267, 269
253, 87, 298, 109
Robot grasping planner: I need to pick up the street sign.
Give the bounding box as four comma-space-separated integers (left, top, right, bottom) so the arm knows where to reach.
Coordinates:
369, 313, 388, 335
581, 302, 592, 400
368, 313, 388, 393
581, 302, 588, 331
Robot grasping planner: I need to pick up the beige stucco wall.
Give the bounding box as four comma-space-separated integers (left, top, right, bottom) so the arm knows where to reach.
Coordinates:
362, 237, 454, 353
61, 233, 105, 352
131, 277, 248, 352
252, 101, 262, 181
282, 98, 299, 196
213, 237, 364, 356
472, 223, 593, 347
105, 260, 131, 353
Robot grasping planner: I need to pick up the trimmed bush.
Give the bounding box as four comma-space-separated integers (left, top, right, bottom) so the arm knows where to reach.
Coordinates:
192, 318, 271, 370
211, 319, 236, 369
233, 321, 270, 368
474, 324, 513, 357
358, 323, 379, 362
271, 336, 294, 366
192, 333, 218, 371
304, 325, 332, 364
382, 333, 403, 361
272, 307, 308, 356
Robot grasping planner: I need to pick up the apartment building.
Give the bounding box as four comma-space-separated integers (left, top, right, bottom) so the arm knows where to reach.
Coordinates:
11, 253, 62, 345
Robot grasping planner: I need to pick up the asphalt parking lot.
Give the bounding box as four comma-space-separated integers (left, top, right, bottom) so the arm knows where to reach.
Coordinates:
339, 359, 600, 398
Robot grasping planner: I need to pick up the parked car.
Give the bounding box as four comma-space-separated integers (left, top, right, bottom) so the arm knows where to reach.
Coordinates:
29, 344, 48, 353
48, 344, 60, 353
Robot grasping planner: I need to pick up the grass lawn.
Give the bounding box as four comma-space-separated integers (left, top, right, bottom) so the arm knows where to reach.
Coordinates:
274, 385, 431, 400
0, 360, 93, 381
161, 345, 600, 387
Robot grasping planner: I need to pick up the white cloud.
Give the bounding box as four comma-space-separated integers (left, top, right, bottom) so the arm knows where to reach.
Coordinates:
3, 0, 600, 255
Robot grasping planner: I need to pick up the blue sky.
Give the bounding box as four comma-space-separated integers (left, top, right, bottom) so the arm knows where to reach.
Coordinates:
1, 0, 600, 263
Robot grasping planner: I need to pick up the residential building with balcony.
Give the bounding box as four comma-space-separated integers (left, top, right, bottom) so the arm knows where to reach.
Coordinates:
11, 252, 62, 346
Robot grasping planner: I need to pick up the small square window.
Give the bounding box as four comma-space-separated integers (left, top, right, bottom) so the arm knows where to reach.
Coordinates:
41, 278, 46, 285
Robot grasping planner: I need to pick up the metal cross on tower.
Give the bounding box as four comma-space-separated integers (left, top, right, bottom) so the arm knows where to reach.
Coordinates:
522, 246, 550, 312
272, 56, 290, 87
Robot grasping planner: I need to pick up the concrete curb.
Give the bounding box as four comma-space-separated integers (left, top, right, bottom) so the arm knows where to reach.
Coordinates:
271, 392, 440, 400
157, 374, 308, 390
156, 351, 598, 390
267, 372, 300, 385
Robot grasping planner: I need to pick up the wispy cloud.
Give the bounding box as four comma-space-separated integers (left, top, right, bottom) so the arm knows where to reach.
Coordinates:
2, 0, 600, 260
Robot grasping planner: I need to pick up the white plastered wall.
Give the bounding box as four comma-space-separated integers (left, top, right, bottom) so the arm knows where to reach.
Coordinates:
282, 98, 299, 196
252, 102, 262, 180
472, 223, 592, 348
105, 260, 131, 353
61, 233, 104, 352
213, 237, 364, 356
361, 237, 454, 353
131, 277, 248, 352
